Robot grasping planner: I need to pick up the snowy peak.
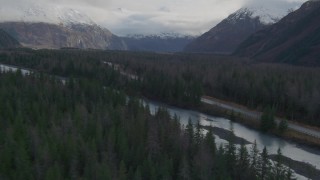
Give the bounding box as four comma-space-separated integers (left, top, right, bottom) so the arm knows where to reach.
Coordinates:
228, 3, 301, 25
184, 0, 304, 54
229, 7, 278, 25
0, 3, 128, 50
234, 0, 320, 66
227, 7, 284, 25
56, 8, 95, 26
0, 3, 95, 26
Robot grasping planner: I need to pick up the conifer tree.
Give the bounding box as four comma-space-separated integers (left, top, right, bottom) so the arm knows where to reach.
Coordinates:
204, 128, 216, 156
237, 142, 250, 178
259, 146, 272, 180
260, 107, 276, 132
250, 140, 260, 177
274, 148, 286, 180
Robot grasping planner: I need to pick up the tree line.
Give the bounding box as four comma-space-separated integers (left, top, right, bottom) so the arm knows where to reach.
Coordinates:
99, 51, 320, 127
0, 49, 319, 127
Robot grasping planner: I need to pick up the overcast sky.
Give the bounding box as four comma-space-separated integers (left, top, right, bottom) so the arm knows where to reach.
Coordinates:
1, 0, 306, 36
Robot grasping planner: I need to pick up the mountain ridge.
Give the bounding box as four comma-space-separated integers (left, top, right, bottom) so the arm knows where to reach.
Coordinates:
0, 29, 21, 48
234, 0, 320, 66
122, 33, 195, 52
0, 4, 95, 26
0, 4, 126, 50
0, 22, 127, 50
184, 2, 302, 54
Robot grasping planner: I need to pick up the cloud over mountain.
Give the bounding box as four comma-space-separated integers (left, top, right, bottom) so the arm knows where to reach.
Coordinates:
0, 0, 307, 35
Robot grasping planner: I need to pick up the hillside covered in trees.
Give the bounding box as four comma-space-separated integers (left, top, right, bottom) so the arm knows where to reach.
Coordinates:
0, 29, 21, 49
234, 0, 320, 66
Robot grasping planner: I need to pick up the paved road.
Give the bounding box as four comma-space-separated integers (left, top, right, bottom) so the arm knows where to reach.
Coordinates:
201, 97, 320, 139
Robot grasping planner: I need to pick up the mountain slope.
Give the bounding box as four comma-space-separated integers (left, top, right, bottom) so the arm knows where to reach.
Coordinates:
0, 5, 126, 50
123, 33, 195, 52
184, 2, 301, 54
234, 0, 320, 66
0, 29, 20, 48
184, 8, 268, 54
0, 22, 126, 50
0, 4, 95, 26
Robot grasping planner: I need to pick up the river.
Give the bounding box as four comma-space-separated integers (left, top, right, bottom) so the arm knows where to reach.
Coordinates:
0, 64, 67, 84
0, 64, 31, 75
143, 99, 320, 180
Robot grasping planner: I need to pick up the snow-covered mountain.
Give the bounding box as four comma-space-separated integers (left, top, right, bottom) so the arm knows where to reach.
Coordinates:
184, 2, 302, 54
0, 4, 126, 50
235, 0, 320, 66
123, 33, 196, 52
228, 8, 277, 25
0, 4, 95, 26
229, 5, 295, 25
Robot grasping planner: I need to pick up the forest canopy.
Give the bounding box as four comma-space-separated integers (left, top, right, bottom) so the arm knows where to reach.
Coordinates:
0, 67, 296, 179
1, 49, 319, 127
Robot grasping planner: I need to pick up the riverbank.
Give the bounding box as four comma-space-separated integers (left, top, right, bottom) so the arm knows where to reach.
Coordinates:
201, 96, 320, 138
200, 125, 251, 145
269, 155, 320, 180
198, 99, 320, 150
101, 59, 320, 148
142, 94, 320, 149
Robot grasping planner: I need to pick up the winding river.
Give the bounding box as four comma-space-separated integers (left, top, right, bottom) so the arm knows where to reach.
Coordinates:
143, 99, 320, 179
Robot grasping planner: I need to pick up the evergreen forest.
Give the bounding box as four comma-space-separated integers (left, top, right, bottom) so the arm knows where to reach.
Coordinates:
1, 49, 319, 126
0, 68, 293, 180
0, 49, 300, 179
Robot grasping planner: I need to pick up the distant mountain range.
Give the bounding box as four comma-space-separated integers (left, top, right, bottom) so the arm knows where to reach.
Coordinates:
184, 2, 302, 54
0, 22, 127, 50
0, 29, 20, 48
1, 0, 319, 66
0, 4, 126, 50
123, 33, 195, 52
234, 0, 320, 66
0, 4, 95, 26
0, 4, 196, 52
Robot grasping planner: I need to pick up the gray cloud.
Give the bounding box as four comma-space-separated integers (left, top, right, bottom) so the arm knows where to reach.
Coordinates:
0, 0, 307, 35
